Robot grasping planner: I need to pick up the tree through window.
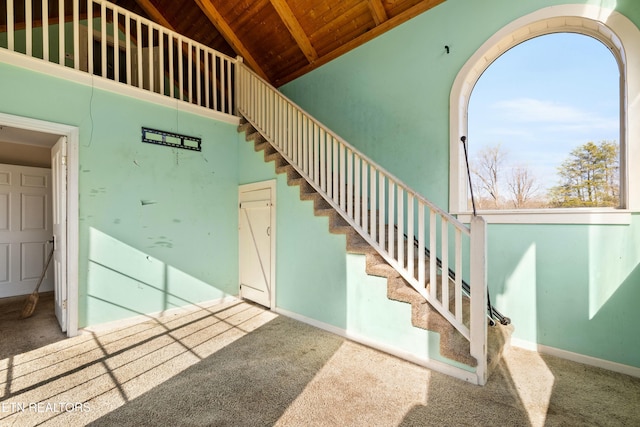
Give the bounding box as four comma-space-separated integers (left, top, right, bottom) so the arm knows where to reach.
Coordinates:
467, 33, 620, 210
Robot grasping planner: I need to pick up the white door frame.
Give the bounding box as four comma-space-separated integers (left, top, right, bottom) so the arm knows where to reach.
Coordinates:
238, 180, 276, 309
0, 112, 79, 337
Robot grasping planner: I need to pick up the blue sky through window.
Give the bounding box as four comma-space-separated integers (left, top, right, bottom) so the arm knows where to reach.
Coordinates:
468, 32, 620, 194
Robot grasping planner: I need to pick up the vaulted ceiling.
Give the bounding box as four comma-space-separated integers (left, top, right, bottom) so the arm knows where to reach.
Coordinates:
110, 0, 446, 86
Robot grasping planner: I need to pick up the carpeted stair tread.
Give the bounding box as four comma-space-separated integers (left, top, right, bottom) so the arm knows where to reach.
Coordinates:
287, 171, 304, 186
237, 119, 253, 134
366, 260, 398, 278
346, 233, 376, 255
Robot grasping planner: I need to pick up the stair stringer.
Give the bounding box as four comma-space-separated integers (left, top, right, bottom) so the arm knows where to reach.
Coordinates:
238, 118, 513, 373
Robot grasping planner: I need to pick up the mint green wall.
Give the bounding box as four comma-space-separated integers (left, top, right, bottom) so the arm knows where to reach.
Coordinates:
280, 0, 640, 368
489, 217, 640, 367
0, 62, 239, 327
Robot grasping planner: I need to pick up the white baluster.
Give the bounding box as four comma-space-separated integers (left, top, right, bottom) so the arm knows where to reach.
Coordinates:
397, 188, 404, 268
7, 0, 14, 51
203, 50, 209, 106
333, 138, 339, 204
354, 154, 361, 227
320, 129, 326, 193
441, 218, 449, 312
159, 31, 165, 95
100, 2, 106, 75
297, 111, 303, 167
73, 1, 79, 69
346, 148, 353, 218
59, 1, 67, 66
370, 168, 376, 242
418, 202, 425, 289
455, 228, 462, 322
188, 41, 193, 102
326, 134, 332, 198
137, 19, 143, 88
87, 1, 95, 74
388, 182, 395, 260
196, 46, 201, 105
113, 10, 119, 81
430, 210, 437, 300
279, 94, 284, 143
313, 122, 319, 185
302, 116, 308, 174
288, 103, 293, 157
212, 54, 218, 109
362, 161, 368, 234
226, 58, 232, 113
407, 194, 414, 280
26, 0, 32, 56
378, 172, 385, 249
167, 33, 173, 98
43, 0, 50, 62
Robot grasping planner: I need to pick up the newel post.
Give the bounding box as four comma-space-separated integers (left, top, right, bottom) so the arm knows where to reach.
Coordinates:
234, 56, 244, 116
470, 215, 488, 385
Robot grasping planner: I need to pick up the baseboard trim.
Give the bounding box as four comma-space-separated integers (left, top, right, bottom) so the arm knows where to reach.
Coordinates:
80, 295, 240, 334
274, 307, 480, 385
511, 338, 640, 378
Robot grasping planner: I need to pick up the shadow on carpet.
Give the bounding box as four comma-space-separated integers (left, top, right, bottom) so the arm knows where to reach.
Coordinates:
89, 315, 344, 426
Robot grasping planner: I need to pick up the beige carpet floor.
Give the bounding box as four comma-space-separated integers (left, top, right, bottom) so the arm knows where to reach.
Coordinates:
1, 293, 639, 426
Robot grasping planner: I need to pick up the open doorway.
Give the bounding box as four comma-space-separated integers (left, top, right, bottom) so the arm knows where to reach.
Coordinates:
0, 113, 78, 339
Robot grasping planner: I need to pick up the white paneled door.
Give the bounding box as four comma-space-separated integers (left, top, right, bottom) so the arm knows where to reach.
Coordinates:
239, 182, 275, 308
51, 137, 68, 332
0, 163, 53, 299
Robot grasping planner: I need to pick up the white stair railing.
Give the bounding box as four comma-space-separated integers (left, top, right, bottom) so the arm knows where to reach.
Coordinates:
1, 0, 235, 116
237, 62, 488, 384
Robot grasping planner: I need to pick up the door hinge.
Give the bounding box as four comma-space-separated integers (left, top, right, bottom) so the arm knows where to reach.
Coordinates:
62, 299, 67, 309
62, 156, 67, 166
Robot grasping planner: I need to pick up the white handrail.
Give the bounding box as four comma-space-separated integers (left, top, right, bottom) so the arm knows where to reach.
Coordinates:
237, 63, 488, 383
1, 0, 236, 116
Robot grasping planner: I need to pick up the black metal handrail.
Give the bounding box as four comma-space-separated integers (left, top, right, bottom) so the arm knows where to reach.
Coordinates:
407, 233, 510, 326
458, 135, 510, 326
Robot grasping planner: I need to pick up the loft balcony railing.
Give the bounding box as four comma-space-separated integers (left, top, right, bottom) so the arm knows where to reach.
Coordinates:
0, 0, 235, 116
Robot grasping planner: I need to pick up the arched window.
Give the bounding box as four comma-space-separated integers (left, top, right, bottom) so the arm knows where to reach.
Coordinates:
468, 33, 619, 210
450, 6, 640, 224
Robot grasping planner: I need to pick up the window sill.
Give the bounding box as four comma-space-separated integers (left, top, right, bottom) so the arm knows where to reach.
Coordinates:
454, 209, 632, 225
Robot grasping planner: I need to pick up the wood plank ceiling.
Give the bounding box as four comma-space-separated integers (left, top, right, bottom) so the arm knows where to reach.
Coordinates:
120, 0, 447, 86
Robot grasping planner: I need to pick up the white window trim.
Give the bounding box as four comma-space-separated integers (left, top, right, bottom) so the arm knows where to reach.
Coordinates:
449, 5, 640, 225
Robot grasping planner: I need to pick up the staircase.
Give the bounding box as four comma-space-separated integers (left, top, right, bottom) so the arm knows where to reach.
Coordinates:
235, 60, 511, 385
238, 116, 513, 381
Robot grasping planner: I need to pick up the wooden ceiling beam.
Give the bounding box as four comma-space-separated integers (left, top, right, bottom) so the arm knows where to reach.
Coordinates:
269, 0, 318, 64
134, 1, 204, 57
134, 0, 176, 30
193, 0, 270, 81
367, 0, 388, 25
276, 0, 446, 86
